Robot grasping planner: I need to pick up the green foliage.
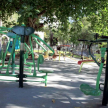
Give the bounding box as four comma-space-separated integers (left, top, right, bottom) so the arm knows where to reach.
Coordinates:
0, 0, 108, 26
87, 7, 108, 36
86, 5, 108, 47
0, 0, 108, 45
3, 13, 18, 27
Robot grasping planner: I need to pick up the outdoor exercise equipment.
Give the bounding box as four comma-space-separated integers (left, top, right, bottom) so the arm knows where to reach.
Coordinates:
78, 60, 94, 72
0, 25, 54, 88
79, 34, 108, 106
0, 32, 13, 71
8, 39, 20, 53
37, 54, 53, 86
0, 35, 8, 62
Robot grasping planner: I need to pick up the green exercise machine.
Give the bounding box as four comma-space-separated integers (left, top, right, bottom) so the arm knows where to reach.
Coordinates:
0, 25, 54, 88
79, 33, 108, 106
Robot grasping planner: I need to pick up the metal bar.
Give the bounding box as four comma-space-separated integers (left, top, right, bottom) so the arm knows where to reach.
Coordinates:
31, 34, 55, 56
29, 36, 36, 76
27, 74, 45, 78
23, 80, 45, 83
12, 38, 15, 74
0, 74, 17, 77
102, 47, 108, 106
24, 43, 31, 53
96, 47, 106, 90
33, 37, 47, 51
6, 37, 17, 75
0, 79, 18, 82
79, 63, 84, 73
0, 39, 10, 69
89, 43, 100, 67
19, 35, 24, 88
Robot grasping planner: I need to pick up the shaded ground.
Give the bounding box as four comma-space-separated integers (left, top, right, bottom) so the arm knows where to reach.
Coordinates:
0, 57, 107, 108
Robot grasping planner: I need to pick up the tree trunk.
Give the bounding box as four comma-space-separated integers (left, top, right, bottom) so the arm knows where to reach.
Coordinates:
81, 44, 84, 60
24, 17, 44, 57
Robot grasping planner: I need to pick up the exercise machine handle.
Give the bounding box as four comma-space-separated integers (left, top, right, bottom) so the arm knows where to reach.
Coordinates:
30, 34, 55, 56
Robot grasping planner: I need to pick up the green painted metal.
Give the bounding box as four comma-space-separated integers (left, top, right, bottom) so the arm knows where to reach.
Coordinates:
89, 43, 100, 67
24, 43, 31, 54
29, 36, 36, 77
12, 26, 35, 36
26, 75, 45, 78
6, 37, 18, 75
45, 73, 47, 87
0, 79, 18, 82
37, 54, 53, 86
23, 80, 45, 83
0, 39, 10, 69
80, 84, 101, 96
79, 36, 108, 106
37, 55, 53, 73
0, 74, 17, 77
80, 47, 106, 96
33, 38, 47, 52
96, 47, 106, 89
0, 31, 7, 35
0, 50, 3, 60
31, 34, 54, 55
7, 32, 19, 38
0, 26, 12, 31
12, 38, 15, 74
0, 25, 54, 88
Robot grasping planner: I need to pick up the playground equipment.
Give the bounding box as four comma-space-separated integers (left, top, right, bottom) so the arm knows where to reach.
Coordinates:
77, 52, 105, 73
79, 34, 108, 106
77, 59, 94, 72
52, 45, 66, 61
0, 25, 54, 88
37, 54, 53, 86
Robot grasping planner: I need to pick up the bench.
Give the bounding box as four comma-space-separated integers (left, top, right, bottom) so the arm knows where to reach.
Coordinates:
78, 60, 94, 72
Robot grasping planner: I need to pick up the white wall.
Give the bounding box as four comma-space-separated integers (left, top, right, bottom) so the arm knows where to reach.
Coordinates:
34, 31, 44, 48
0, 19, 2, 26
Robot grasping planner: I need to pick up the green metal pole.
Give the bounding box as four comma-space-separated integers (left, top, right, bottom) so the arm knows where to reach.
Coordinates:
29, 36, 36, 76
19, 35, 24, 88
6, 38, 17, 75
12, 39, 15, 74
96, 47, 106, 90
33, 38, 47, 52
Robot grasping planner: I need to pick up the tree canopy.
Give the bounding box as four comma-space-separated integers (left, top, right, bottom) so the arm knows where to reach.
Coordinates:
1, 0, 108, 29
0, 0, 108, 45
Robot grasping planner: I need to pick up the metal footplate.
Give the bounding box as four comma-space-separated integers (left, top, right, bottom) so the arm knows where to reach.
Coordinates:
80, 84, 101, 96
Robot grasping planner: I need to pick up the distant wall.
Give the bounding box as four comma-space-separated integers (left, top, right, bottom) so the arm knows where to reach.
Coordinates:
34, 31, 44, 49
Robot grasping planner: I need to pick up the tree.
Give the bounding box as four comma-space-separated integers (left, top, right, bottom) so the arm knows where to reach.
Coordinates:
0, 0, 108, 43
87, 7, 108, 36
1, 0, 107, 27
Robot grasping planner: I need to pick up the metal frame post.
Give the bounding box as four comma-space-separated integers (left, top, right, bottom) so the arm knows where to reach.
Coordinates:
19, 35, 25, 88
102, 47, 108, 106
12, 38, 15, 74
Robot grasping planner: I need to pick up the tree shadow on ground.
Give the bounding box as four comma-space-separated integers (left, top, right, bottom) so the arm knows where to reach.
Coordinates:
0, 81, 107, 108
0, 57, 107, 108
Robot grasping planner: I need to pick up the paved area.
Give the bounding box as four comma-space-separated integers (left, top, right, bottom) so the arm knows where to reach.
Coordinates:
0, 56, 107, 108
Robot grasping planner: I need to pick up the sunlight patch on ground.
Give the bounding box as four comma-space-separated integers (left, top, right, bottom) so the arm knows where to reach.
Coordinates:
61, 100, 70, 103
